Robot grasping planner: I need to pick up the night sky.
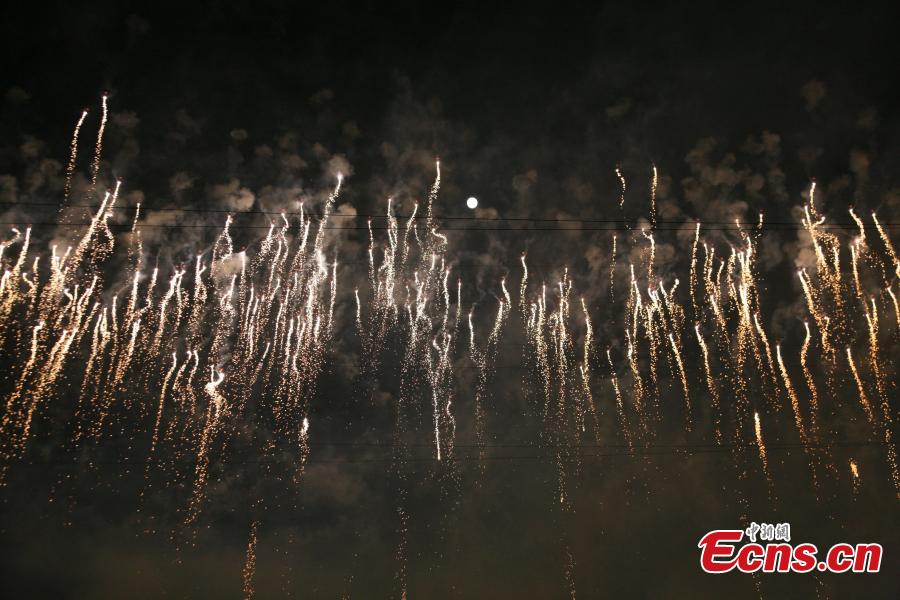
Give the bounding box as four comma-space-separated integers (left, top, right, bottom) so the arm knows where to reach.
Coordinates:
1, 1, 899, 598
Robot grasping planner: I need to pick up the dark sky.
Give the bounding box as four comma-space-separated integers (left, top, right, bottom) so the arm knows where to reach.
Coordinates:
1, 1, 899, 598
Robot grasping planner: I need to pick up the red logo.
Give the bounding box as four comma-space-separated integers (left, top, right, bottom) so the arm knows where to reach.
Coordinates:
698, 526, 882, 574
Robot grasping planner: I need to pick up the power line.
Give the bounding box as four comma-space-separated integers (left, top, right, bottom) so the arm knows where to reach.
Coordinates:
1, 200, 897, 228
9, 440, 876, 465
288, 440, 876, 450
0, 220, 892, 233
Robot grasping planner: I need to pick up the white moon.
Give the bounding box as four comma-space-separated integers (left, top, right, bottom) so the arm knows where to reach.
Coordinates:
466, 196, 478, 209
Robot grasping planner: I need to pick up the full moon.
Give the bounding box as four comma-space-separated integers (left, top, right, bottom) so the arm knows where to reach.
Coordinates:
466, 196, 478, 209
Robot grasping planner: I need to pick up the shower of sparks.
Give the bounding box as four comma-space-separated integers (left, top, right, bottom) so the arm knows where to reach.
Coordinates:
799, 321, 820, 438
0, 96, 898, 598
845, 347, 875, 426
849, 459, 860, 496
64, 109, 88, 203
90, 93, 108, 187
615, 165, 626, 209
872, 212, 899, 274
609, 234, 616, 305
694, 324, 720, 444
753, 411, 773, 496
776, 343, 818, 488
690, 222, 700, 319
243, 520, 259, 600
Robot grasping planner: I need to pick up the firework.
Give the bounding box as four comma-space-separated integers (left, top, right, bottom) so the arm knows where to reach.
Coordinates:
849, 459, 861, 496
0, 96, 898, 598
754, 411, 773, 495
243, 520, 259, 600
64, 109, 88, 203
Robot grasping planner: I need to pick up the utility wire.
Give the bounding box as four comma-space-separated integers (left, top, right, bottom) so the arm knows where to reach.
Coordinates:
0, 221, 892, 233
0, 200, 896, 228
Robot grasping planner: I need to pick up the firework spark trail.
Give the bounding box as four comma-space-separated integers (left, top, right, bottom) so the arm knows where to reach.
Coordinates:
186, 254, 209, 351
181, 349, 201, 422
725, 248, 736, 308
863, 299, 890, 405
564, 546, 577, 600
470, 290, 510, 466
3, 98, 900, 598
578, 298, 601, 440
35, 244, 71, 324
850, 240, 864, 304
356, 199, 400, 375
167, 180, 342, 525
0, 228, 31, 340
754, 411, 774, 497
845, 347, 875, 426
798, 268, 834, 365
608, 234, 616, 305
558, 276, 578, 595
394, 493, 409, 600
694, 324, 721, 444
849, 459, 861, 496
186, 368, 226, 527
96, 179, 121, 255
243, 520, 259, 600
532, 283, 552, 417
752, 313, 781, 413
849, 208, 866, 242
426, 159, 440, 230
690, 222, 700, 319
400, 202, 418, 267
626, 270, 658, 424
799, 322, 821, 439
102, 293, 121, 391
860, 301, 900, 496
8, 328, 69, 452
885, 285, 900, 330
375, 166, 461, 598
0, 320, 45, 457
606, 349, 633, 450
66, 191, 113, 284
150, 352, 178, 458
704, 248, 728, 347
344, 162, 471, 593
73, 306, 111, 441
642, 291, 660, 409
64, 109, 88, 203
775, 344, 818, 488
20, 257, 40, 322
162, 349, 191, 443
722, 277, 754, 455
468, 310, 485, 457
845, 344, 899, 496
871, 212, 899, 278
5, 277, 100, 461
521, 268, 589, 596
624, 330, 648, 437
804, 183, 852, 351
429, 332, 452, 462
668, 332, 691, 431
90, 94, 108, 187
151, 269, 184, 357
642, 228, 655, 286
520, 253, 528, 310
615, 165, 626, 209
627, 264, 638, 339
